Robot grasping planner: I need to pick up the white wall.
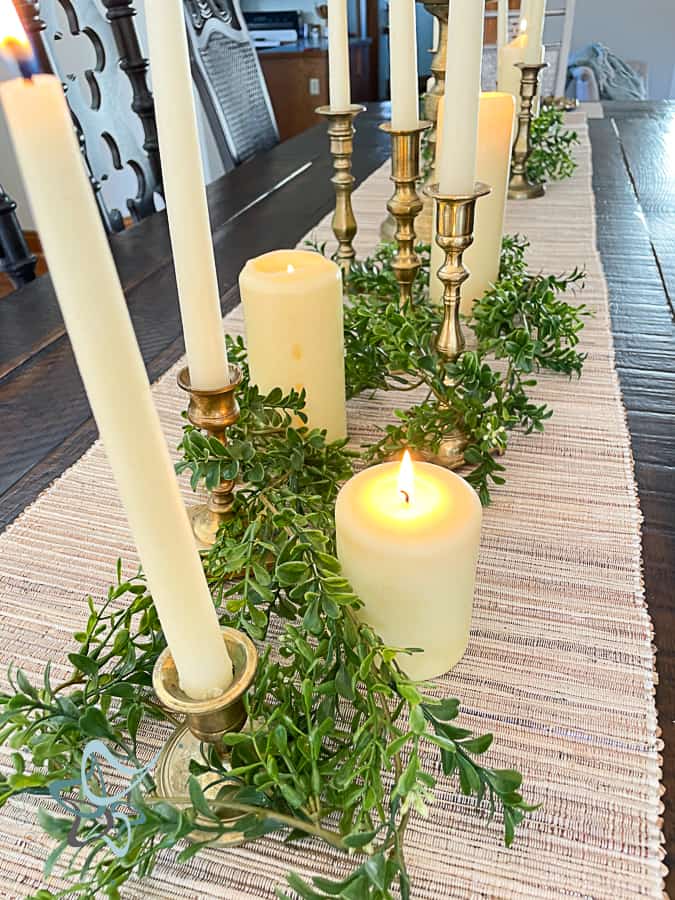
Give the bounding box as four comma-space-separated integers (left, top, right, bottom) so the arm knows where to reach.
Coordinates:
571, 0, 675, 100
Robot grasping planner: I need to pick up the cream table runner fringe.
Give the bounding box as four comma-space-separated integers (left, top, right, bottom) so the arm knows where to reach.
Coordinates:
0, 112, 666, 898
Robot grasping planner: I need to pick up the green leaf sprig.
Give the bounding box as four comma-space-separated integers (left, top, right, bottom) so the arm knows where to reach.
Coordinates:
527, 105, 580, 184
342, 236, 588, 503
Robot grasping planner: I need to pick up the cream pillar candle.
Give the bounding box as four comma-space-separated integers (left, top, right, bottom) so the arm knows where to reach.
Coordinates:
436, 0, 484, 194
389, 0, 419, 130
336, 455, 482, 680
144, 0, 228, 391
430, 92, 515, 309
327, 0, 351, 110
0, 51, 232, 698
497, 25, 527, 99
239, 250, 347, 441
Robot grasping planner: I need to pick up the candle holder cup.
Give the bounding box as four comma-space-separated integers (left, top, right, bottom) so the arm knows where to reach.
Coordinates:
177, 364, 243, 549
153, 627, 258, 845
508, 62, 549, 200
380, 120, 432, 308
424, 181, 491, 469
316, 104, 366, 278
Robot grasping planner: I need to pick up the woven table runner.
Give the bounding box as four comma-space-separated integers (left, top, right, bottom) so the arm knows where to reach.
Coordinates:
0, 112, 666, 898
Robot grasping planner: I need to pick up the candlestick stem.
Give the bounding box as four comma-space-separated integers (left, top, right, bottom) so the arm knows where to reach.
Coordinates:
380, 120, 432, 307
508, 62, 549, 200
425, 181, 491, 468
316, 105, 366, 277
153, 627, 258, 844
177, 364, 242, 548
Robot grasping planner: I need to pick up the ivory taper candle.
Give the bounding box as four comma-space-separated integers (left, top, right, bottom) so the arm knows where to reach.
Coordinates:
521, 0, 546, 64
336, 453, 482, 680
389, 0, 419, 130
239, 250, 347, 441
431, 92, 515, 309
497, 0, 509, 52
0, 27, 232, 701
144, 0, 228, 391
436, 0, 485, 194
327, 0, 351, 110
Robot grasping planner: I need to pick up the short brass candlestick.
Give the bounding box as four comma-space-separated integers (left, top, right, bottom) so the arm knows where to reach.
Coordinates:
425, 181, 491, 469
153, 627, 258, 845
177, 364, 242, 549
316, 104, 366, 277
380, 120, 432, 307
508, 62, 549, 200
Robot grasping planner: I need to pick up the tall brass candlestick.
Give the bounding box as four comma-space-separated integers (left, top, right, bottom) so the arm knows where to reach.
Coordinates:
425, 181, 491, 468
508, 61, 549, 200
153, 627, 258, 844
178, 364, 242, 548
316, 104, 366, 277
381, 120, 432, 307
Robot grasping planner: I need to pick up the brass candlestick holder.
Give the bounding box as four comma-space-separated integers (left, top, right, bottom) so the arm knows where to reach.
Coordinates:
417, 0, 450, 242
316, 104, 366, 277
508, 62, 549, 200
177, 364, 242, 549
153, 627, 258, 845
425, 181, 491, 469
380, 2, 449, 244
380, 120, 432, 307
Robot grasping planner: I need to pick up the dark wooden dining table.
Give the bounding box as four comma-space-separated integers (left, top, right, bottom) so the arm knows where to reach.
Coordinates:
1, 100, 673, 890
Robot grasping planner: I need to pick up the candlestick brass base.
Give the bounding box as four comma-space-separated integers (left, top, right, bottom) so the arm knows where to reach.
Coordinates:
316, 105, 366, 277
380, 120, 432, 307
424, 181, 491, 468
508, 62, 549, 201
177, 365, 242, 549
153, 627, 258, 846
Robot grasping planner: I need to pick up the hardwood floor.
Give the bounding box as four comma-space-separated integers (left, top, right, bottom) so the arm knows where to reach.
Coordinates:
590, 102, 675, 892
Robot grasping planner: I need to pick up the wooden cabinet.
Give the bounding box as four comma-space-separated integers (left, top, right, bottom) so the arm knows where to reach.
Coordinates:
258, 39, 371, 142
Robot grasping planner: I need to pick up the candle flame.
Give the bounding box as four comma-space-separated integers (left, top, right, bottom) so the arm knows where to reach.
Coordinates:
287, 263, 295, 274
519, 17, 528, 34
0, 0, 36, 76
397, 450, 415, 506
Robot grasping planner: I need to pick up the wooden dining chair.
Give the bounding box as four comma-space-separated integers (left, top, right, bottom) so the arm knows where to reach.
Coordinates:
17, 0, 161, 234
0, 182, 37, 290
183, 0, 279, 170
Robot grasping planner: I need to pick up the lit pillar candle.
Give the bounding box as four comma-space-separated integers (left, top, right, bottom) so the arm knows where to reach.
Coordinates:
431, 92, 515, 309
0, 23, 232, 700
336, 453, 482, 680
436, 0, 485, 194
144, 0, 228, 391
497, 21, 527, 100
389, 0, 419, 130
239, 250, 347, 441
327, 0, 351, 111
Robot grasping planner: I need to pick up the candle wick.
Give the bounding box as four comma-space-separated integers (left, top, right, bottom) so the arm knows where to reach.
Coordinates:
400, 489, 410, 505
18, 59, 34, 82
